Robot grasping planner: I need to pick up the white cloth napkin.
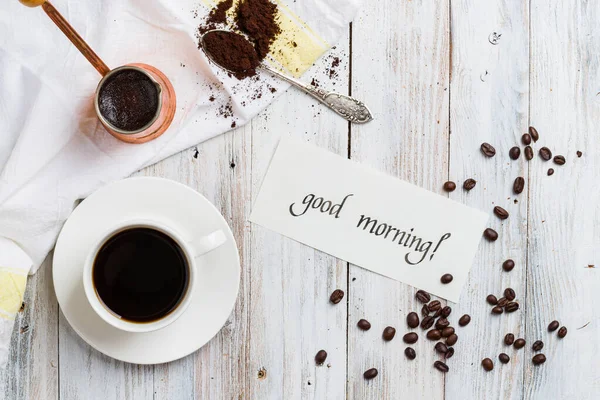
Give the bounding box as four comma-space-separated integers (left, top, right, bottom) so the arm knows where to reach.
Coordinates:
0, 0, 361, 368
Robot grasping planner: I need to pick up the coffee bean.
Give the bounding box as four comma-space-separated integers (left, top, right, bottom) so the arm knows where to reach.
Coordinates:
435, 318, 450, 329
539, 147, 552, 161
440, 274, 453, 284
435, 342, 448, 354
426, 329, 442, 341
504, 333, 515, 345
382, 326, 396, 341
553, 155, 566, 165
446, 333, 458, 346
558, 326, 568, 338
532, 354, 546, 365
514, 338, 526, 349
443, 181, 457, 192
363, 368, 378, 380
497, 297, 508, 308
547, 168, 554, 176
405, 347, 416, 360
529, 126, 539, 142
458, 314, 471, 327
522, 133, 532, 145
509, 147, 521, 160
330, 289, 344, 304
403, 332, 419, 344
421, 316, 435, 330
434, 361, 449, 373
504, 288, 516, 301
357, 319, 371, 331
463, 178, 477, 191
315, 350, 327, 365
503, 259, 515, 272
483, 228, 498, 241
513, 177, 525, 194
416, 290, 431, 303
441, 327, 455, 338
421, 304, 430, 317
577, 151, 583, 158
491, 306, 504, 314
532, 340, 544, 351
499, 353, 510, 364
432, 309, 442, 318
505, 302, 519, 313
441, 306, 452, 318
445, 347, 455, 359
428, 300, 441, 311
487, 294, 498, 305
482, 358, 494, 371
548, 320, 560, 332
494, 206, 509, 220
481, 143, 496, 157
525, 145, 534, 160
407, 312, 420, 329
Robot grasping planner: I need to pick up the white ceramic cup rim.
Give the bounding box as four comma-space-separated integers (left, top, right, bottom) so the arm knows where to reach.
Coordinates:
82, 219, 225, 333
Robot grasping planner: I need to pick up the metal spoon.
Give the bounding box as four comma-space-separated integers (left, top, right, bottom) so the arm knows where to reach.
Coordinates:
200, 30, 373, 124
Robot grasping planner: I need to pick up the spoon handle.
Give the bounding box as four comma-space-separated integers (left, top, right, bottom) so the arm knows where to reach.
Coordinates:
42, 1, 111, 76
261, 65, 373, 124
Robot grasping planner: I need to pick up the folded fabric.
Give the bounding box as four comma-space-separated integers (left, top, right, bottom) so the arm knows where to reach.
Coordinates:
0, 0, 361, 368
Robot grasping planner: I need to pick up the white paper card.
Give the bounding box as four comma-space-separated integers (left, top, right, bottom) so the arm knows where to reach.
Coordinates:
250, 138, 489, 302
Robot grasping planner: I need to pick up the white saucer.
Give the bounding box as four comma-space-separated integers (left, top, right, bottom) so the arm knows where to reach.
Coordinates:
53, 177, 240, 364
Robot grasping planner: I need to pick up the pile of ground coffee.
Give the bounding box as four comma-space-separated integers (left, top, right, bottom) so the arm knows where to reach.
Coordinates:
198, 0, 233, 34
203, 31, 260, 79
235, 0, 281, 61
98, 69, 159, 132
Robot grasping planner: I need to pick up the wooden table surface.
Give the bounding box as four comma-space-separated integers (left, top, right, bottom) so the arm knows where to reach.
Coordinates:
2, 0, 599, 399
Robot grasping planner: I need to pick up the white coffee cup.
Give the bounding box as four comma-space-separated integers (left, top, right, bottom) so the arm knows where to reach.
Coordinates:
82, 219, 226, 333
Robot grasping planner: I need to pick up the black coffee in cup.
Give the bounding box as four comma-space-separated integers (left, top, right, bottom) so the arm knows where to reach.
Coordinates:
92, 227, 189, 323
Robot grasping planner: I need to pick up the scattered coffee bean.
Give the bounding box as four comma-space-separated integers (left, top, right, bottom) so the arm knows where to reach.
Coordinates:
435, 317, 450, 328
558, 326, 568, 338
577, 151, 583, 158
504, 333, 515, 345
426, 329, 442, 341
502, 259, 515, 272
482, 358, 494, 371
504, 288, 516, 301
382, 326, 396, 341
432, 309, 442, 318
484, 228, 499, 241
403, 332, 419, 344
440, 274, 453, 284
532, 340, 544, 351
407, 312, 420, 329
363, 368, 378, 380
491, 306, 504, 314
463, 178, 477, 191
497, 297, 509, 308
494, 206, 509, 220
499, 353, 510, 364
330, 289, 344, 304
458, 314, 471, 327
357, 319, 371, 331
548, 320, 560, 332
505, 302, 519, 313
509, 147, 521, 160
416, 290, 431, 303
421, 304, 430, 317
524, 145, 534, 160
529, 126, 539, 142
522, 133, 532, 145
315, 350, 327, 365
441, 306, 452, 318
421, 316, 435, 330
532, 354, 546, 365
434, 361, 449, 373
446, 333, 458, 346
428, 300, 442, 311
481, 142, 496, 157
405, 347, 416, 360
441, 327, 455, 337
514, 338, 526, 349
553, 155, 566, 165
513, 177, 525, 194
445, 347, 455, 359
539, 147, 552, 161
547, 168, 554, 176
487, 295, 498, 305
435, 342, 448, 354
443, 181, 457, 192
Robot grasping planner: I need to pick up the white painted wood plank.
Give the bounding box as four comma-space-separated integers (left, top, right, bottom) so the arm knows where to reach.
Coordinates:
525, 1, 600, 398
348, 0, 450, 398
445, 1, 530, 399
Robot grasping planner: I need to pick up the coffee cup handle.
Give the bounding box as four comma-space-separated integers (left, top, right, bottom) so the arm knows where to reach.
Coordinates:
189, 230, 227, 257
